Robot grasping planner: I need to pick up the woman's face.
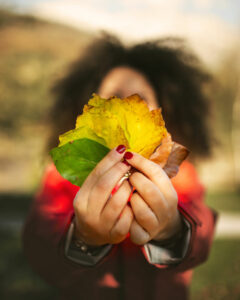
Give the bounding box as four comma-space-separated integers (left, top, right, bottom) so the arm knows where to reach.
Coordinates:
98, 66, 158, 110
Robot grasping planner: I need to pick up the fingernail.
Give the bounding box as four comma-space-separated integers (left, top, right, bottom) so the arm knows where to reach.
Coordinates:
116, 145, 126, 153
124, 152, 133, 160
122, 160, 130, 166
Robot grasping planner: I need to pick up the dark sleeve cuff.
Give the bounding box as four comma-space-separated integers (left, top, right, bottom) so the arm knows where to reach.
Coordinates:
64, 222, 112, 266
143, 216, 191, 265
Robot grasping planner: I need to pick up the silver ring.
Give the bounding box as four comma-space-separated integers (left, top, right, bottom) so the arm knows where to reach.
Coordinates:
117, 170, 132, 186
109, 171, 132, 200
123, 170, 132, 179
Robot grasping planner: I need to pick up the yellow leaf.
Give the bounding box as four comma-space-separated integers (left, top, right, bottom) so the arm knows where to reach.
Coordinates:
59, 126, 107, 147
59, 93, 168, 158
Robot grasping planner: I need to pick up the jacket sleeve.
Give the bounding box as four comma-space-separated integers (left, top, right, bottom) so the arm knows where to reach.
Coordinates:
143, 215, 191, 265
64, 219, 112, 266
22, 165, 113, 288
141, 161, 218, 271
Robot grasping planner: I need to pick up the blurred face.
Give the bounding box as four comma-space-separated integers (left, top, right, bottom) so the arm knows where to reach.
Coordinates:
98, 66, 158, 110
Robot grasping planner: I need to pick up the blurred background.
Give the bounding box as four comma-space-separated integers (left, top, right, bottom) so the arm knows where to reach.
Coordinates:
0, 0, 239, 299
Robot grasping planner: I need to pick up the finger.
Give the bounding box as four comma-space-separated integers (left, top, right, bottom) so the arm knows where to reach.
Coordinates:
125, 152, 177, 202
74, 145, 127, 210
129, 171, 167, 221
100, 180, 132, 230
130, 192, 159, 237
110, 205, 133, 244
81, 145, 127, 193
130, 219, 150, 245
87, 161, 130, 218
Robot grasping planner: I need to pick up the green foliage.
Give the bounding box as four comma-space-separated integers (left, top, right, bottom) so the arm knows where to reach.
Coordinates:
50, 138, 110, 186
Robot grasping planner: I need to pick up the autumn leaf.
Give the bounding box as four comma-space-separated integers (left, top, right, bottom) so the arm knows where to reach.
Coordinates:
59, 93, 167, 158
50, 138, 109, 186
50, 93, 188, 186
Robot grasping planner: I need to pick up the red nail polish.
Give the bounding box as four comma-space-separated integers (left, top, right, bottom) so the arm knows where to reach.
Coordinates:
116, 145, 126, 153
124, 152, 133, 160
122, 160, 130, 166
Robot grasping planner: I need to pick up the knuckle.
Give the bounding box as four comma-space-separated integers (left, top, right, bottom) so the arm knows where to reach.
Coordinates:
115, 162, 127, 174
129, 171, 141, 183
112, 223, 129, 238
95, 179, 109, 194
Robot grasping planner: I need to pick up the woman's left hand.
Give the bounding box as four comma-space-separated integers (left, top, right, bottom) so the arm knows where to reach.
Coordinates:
124, 152, 183, 245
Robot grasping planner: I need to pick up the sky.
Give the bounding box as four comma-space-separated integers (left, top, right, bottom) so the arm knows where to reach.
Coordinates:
2, 0, 240, 67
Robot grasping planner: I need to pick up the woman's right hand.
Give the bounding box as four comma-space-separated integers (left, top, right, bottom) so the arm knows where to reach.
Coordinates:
73, 145, 133, 246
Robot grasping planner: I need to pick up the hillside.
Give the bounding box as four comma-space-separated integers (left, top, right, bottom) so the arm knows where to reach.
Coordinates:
0, 8, 93, 192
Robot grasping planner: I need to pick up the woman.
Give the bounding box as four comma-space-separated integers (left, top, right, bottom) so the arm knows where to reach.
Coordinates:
23, 34, 217, 300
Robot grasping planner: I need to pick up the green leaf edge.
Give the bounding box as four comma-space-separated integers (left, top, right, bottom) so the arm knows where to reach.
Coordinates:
50, 138, 110, 186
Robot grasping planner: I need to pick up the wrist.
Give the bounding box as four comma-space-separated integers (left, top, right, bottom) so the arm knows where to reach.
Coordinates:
72, 218, 108, 254
73, 216, 108, 249
65, 221, 113, 264
73, 217, 98, 247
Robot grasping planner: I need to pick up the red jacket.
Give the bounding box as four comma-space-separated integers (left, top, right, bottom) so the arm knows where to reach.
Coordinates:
22, 161, 217, 300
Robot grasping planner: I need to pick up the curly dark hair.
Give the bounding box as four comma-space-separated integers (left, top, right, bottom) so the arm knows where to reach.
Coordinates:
49, 34, 212, 159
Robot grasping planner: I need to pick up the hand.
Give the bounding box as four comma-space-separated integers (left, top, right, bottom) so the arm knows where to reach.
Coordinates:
124, 152, 183, 245
73, 145, 134, 246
